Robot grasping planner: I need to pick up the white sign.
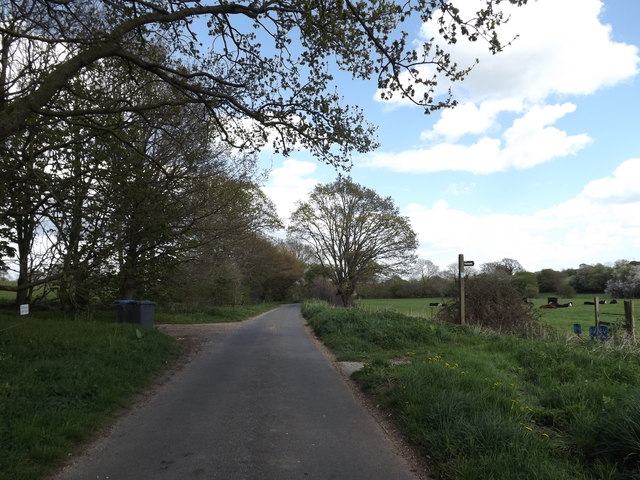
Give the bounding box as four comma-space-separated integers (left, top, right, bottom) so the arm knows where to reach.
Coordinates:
19, 304, 29, 315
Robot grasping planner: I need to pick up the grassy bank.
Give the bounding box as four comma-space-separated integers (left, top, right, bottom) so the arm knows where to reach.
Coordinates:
0, 302, 279, 480
303, 301, 640, 479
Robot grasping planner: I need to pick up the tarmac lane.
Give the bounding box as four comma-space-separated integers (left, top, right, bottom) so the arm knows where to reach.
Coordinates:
50, 304, 421, 480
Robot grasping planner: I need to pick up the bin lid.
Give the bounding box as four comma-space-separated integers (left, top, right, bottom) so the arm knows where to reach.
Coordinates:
114, 300, 156, 305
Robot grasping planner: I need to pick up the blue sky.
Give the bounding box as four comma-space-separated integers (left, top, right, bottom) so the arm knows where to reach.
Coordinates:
261, 0, 640, 273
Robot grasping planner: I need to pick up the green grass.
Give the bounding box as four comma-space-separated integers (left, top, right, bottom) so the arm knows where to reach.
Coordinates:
303, 300, 640, 480
0, 281, 17, 304
155, 302, 281, 324
357, 298, 447, 319
0, 316, 179, 480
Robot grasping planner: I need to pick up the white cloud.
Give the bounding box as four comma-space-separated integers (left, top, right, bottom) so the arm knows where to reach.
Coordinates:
421, 98, 523, 142
500, 103, 592, 170
445, 182, 476, 195
261, 158, 319, 222
406, 159, 640, 271
372, 0, 637, 176
390, 0, 639, 107
363, 103, 591, 174
579, 158, 640, 203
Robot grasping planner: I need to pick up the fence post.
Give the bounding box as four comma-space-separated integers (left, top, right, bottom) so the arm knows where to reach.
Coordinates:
624, 300, 635, 339
594, 296, 600, 329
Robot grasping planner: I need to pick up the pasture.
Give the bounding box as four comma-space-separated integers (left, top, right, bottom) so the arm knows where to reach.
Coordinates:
358, 295, 634, 336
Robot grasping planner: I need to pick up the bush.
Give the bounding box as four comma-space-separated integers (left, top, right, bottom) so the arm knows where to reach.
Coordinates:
437, 274, 543, 336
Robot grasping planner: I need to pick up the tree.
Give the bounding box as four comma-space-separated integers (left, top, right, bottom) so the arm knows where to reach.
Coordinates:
536, 268, 566, 293
412, 258, 442, 297
571, 263, 613, 294
1, 0, 526, 167
481, 258, 524, 276
288, 177, 418, 307
605, 261, 640, 299
512, 271, 539, 299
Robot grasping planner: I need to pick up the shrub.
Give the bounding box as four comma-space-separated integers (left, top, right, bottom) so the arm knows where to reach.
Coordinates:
437, 274, 543, 336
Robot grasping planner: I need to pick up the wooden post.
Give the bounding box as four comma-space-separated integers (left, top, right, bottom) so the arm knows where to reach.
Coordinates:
624, 300, 635, 339
594, 296, 600, 329
458, 254, 465, 325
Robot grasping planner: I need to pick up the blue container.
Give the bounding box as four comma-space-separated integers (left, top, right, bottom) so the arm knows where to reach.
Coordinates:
115, 300, 156, 328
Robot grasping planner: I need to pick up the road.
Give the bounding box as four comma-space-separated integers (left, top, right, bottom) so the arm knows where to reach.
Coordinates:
51, 304, 421, 480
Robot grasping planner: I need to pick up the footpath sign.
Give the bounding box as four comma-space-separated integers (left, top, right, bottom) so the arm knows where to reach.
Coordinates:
19, 304, 29, 316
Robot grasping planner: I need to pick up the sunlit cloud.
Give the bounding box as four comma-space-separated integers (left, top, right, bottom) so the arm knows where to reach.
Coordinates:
368, 0, 638, 175
406, 159, 640, 271
363, 103, 591, 174
261, 158, 319, 222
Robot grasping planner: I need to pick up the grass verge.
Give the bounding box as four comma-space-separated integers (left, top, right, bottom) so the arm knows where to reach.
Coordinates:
303, 300, 640, 479
0, 317, 178, 480
155, 302, 281, 324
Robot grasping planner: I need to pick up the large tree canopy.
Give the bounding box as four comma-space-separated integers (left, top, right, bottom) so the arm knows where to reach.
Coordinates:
1, 0, 526, 167
288, 176, 417, 307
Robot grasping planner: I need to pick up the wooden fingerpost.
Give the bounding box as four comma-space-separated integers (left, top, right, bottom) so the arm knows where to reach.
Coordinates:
624, 300, 635, 339
458, 254, 474, 325
458, 254, 465, 325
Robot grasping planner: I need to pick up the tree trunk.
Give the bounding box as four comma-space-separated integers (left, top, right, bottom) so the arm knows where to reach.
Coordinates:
14, 214, 35, 306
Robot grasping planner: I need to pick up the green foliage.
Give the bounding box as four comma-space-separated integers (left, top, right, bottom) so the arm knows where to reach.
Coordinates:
437, 274, 544, 336
571, 264, 614, 294
303, 301, 640, 479
0, 316, 179, 480
290, 177, 418, 307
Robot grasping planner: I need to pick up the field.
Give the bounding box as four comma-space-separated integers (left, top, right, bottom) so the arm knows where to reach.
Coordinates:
358, 294, 633, 335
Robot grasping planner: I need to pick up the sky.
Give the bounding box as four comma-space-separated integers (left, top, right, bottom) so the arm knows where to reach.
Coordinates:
260, 0, 640, 273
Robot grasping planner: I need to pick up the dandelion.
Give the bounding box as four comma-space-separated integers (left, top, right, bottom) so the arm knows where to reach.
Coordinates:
542, 433, 550, 438
525, 426, 533, 431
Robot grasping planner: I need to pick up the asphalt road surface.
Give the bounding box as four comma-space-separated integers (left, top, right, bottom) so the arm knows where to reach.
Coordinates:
51, 304, 420, 480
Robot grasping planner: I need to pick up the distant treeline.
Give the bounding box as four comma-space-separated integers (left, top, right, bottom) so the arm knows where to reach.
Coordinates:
355, 260, 640, 300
